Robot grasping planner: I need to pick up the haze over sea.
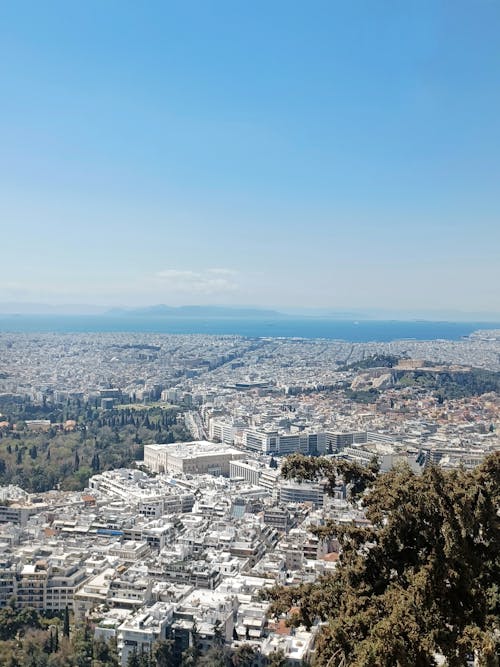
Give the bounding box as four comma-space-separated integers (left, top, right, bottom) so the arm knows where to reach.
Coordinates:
0, 316, 498, 342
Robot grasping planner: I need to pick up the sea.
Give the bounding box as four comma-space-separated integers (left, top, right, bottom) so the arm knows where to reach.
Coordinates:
0, 315, 498, 342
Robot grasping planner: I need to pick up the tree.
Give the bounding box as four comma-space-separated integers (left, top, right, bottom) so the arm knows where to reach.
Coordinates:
63, 606, 70, 638
0, 605, 42, 640
17, 629, 49, 667
91, 637, 119, 667
91, 451, 100, 473
267, 452, 500, 667
44, 628, 56, 654
231, 643, 257, 667
138, 647, 152, 667
266, 648, 287, 667
197, 646, 228, 667
180, 648, 197, 667
127, 648, 141, 667
73, 449, 80, 472
7, 654, 20, 667
73, 622, 93, 667
153, 640, 175, 667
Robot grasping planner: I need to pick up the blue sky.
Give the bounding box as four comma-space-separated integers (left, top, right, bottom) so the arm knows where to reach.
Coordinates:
1, 1, 499, 314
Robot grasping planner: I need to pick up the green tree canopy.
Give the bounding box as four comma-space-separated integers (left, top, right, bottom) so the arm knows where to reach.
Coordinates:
268, 453, 500, 666
231, 643, 257, 667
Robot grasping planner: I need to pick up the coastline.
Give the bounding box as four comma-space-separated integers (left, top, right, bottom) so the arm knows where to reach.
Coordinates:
1, 315, 499, 342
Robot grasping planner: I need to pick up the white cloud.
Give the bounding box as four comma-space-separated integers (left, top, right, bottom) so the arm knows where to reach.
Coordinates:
156, 270, 200, 281
155, 268, 238, 294
206, 268, 237, 276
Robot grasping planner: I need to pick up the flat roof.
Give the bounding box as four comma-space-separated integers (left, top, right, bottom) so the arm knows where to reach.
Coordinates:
145, 441, 242, 460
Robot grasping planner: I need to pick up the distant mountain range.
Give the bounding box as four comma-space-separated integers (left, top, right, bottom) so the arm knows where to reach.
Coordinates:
105, 305, 285, 318
0, 302, 499, 322
0, 302, 285, 317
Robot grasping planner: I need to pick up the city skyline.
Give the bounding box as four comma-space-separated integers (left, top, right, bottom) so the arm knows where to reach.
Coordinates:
1, 2, 499, 312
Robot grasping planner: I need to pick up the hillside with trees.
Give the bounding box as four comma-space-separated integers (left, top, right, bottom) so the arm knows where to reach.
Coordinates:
0, 399, 190, 492
340, 354, 402, 371
396, 367, 500, 400
340, 356, 500, 404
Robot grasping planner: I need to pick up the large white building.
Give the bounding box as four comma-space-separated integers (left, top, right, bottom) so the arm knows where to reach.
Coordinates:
143, 441, 244, 476
208, 419, 236, 444
243, 430, 326, 456
325, 430, 367, 452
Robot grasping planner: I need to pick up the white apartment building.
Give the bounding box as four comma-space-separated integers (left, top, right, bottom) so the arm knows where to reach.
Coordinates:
0, 500, 48, 526
117, 603, 174, 666
278, 480, 325, 507
88, 469, 195, 516
108, 540, 150, 562
1, 559, 88, 612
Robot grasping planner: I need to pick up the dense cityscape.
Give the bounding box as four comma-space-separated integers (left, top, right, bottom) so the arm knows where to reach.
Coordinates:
0, 331, 498, 665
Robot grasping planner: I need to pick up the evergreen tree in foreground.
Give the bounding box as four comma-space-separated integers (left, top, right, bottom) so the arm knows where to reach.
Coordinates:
267, 452, 500, 666
63, 605, 70, 638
